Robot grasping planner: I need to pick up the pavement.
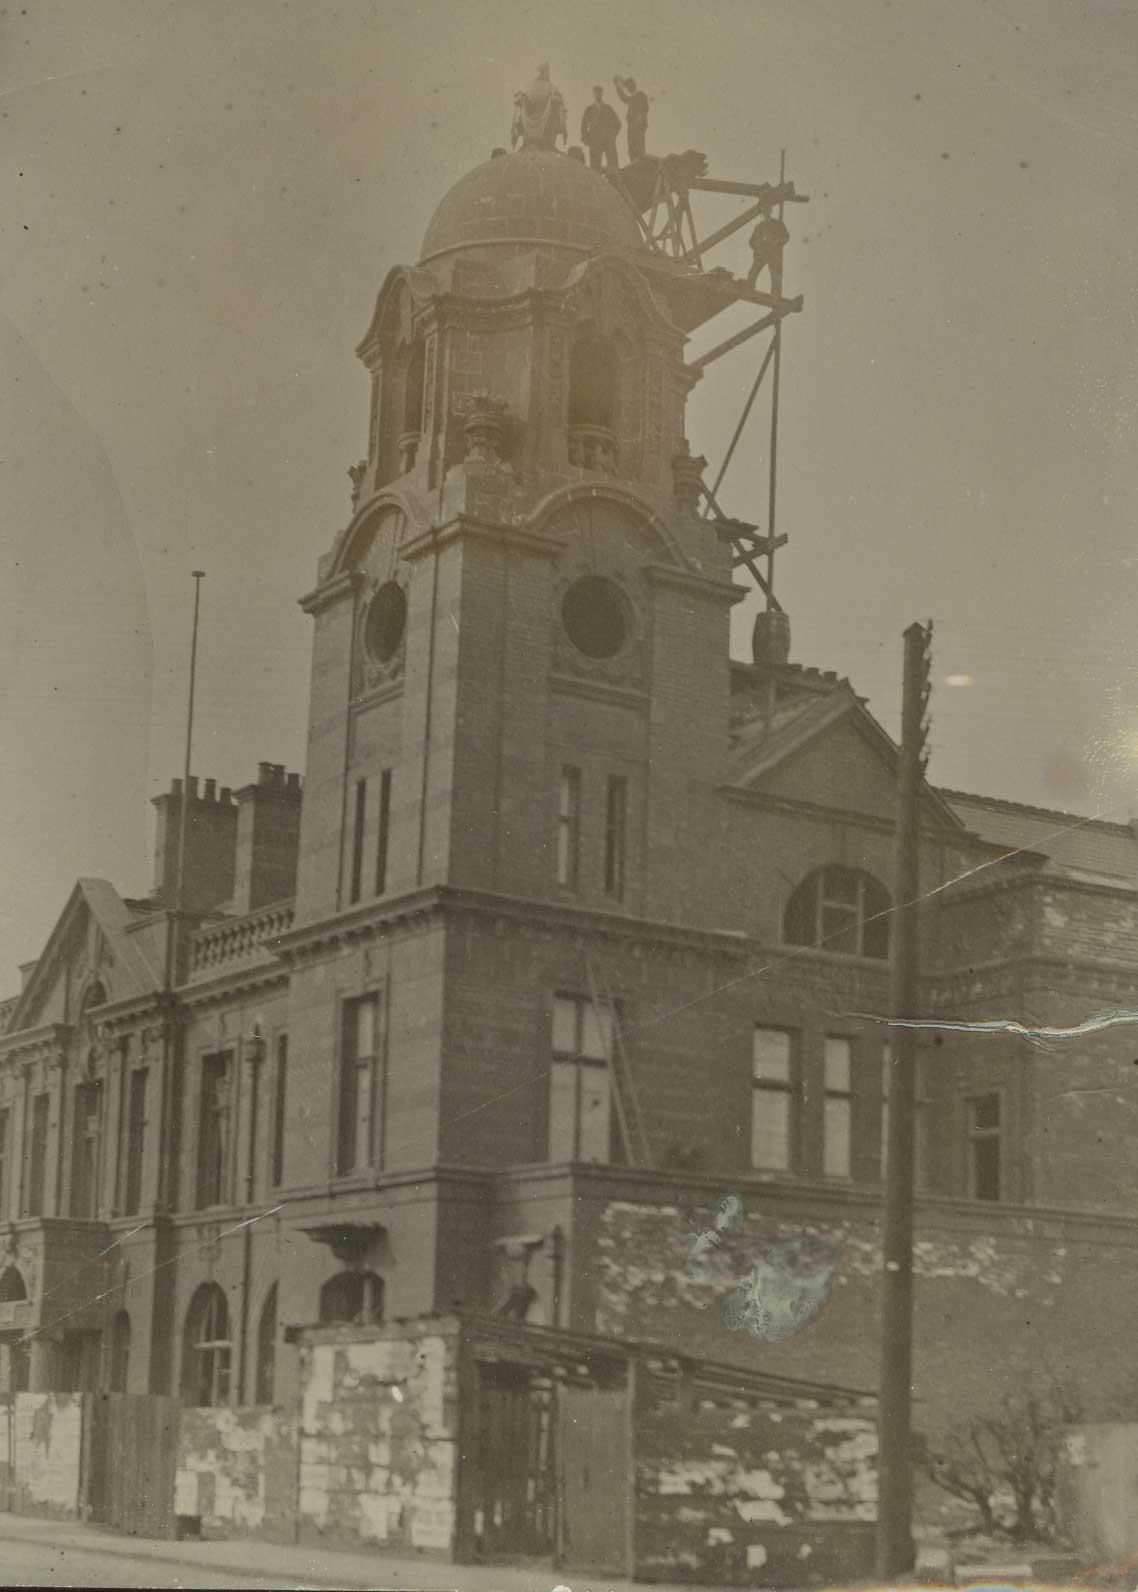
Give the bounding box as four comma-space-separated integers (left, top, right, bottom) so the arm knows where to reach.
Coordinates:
0, 1510, 731, 1592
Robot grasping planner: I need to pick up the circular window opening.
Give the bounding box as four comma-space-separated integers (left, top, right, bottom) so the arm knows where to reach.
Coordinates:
561, 576, 628, 660
364, 582, 407, 663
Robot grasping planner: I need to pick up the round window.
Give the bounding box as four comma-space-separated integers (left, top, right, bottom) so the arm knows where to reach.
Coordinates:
364, 581, 407, 663
560, 576, 629, 660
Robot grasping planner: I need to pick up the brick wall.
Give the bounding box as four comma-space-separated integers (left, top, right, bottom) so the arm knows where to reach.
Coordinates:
634, 1378, 876, 1586
296, 1322, 458, 1554
0, 1392, 84, 1517
582, 1184, 1138, 1437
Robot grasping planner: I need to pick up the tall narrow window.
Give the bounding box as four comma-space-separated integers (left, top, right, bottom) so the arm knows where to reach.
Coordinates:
549, 994, 613, 1164
751, 1028, 796, 1172
271, 1036, 288, 1188
26, 1093, 49, 1217
71, 1079, 104, 1218
349, 779, 367, 905
255, 1283, 278, 1406
967, 1092, 1001, 1202
375, 769, 393, 896
604, 776, 627, 900
823, 1037, 853, 1179
196, 1052, 232, 1209
557, 767, 581, 889
881, 1044, 931, 1189
338, 996, 380, 1175
123, 1068, 148, 1217
0, 1108, 9, 1222
182, 1283, 231, 1407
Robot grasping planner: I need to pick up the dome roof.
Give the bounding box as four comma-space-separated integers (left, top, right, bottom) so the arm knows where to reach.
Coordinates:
420, 149, 642, 264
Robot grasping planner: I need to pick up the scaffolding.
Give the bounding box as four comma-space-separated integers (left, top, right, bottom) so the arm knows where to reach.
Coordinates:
573, 146, 810, 1167
609, 146, 809, 617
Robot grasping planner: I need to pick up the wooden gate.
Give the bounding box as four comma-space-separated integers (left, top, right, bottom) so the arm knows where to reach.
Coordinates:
557, 1379, 631, 1574
473, 1362, 556, 1560
84, 1394, 178, 1536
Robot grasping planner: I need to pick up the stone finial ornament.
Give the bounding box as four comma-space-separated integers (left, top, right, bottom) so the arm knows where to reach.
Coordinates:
671, 439, 707, 511
510, 62, 568, 152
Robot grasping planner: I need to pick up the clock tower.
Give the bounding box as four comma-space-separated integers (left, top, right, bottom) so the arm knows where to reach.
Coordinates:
293, 146, 740, 944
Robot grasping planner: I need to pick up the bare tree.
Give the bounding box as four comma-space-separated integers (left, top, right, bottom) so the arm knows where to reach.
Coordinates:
916, 1378, 1082, 1543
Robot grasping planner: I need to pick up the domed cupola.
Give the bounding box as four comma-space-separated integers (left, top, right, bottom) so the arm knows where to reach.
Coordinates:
420, 148, 643, 268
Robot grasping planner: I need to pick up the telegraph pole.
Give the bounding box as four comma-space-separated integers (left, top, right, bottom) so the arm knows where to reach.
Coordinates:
876, 619, 932, 1578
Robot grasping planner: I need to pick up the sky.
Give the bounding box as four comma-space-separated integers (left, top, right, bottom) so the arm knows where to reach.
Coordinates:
2, 0, 1137, 983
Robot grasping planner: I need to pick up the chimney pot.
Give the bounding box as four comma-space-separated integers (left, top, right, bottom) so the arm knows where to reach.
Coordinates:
204, 778, 217, 801
287, 772, 301, 792
258, 762, 273, 786
221, 787, 232, 803
187, 775, 199, 799
172, 778, 183, 797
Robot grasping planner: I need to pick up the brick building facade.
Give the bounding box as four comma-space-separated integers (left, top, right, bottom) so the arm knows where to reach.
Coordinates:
1, 146, 1136, 1461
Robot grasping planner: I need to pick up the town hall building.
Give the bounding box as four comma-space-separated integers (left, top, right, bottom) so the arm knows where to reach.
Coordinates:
3, 125, 1138, 1488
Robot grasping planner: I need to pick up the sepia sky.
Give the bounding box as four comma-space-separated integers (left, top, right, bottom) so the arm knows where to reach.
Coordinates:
2, 0, 1137, 982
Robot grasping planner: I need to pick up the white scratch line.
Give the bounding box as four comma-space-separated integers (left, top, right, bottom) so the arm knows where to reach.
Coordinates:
848, 1008, 1138, 1051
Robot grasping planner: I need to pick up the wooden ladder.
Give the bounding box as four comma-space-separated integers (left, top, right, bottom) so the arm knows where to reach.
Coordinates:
584, 953, 652, 1168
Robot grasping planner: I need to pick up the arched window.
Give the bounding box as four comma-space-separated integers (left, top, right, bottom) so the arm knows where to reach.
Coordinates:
318, 1270, 384, 1326
783, 865, 890, 959
403, 339, 426, 435
568, 331, 617, 430
182, 1283, 231, 1407
0, 1265, 27, 1303
80, 980, 107, 1017
254, 1283, 278, 1406
109, 1310, 131, 1392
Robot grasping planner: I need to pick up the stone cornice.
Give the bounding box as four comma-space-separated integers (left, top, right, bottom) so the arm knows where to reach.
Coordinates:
176, 964, 290, 1010
548, 673, 648, 712
721, 784, 968, 844
275, 884, 749, 967
298, 569, 363, 617
925, 952, 1138, 1000
514, 1160, 1138, 1241
0, 1022, 71, 1064
643, 561, 742, 605
400, 514, 562, 564
941, 867, 1138, 908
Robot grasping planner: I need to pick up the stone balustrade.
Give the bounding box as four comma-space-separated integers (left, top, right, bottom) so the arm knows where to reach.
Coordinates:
189, 901, 294, 978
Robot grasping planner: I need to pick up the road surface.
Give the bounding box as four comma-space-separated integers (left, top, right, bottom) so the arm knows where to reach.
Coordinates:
0, 1536, 321, 1590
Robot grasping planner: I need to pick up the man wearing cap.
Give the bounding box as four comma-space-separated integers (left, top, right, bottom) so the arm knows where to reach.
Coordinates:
580, 84, 621, 171
613, 74, 650, 162
746, 206, 791, 297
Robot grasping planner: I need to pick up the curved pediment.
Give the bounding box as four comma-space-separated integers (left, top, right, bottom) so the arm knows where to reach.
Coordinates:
356, 265, 440, 363
560, 251, 685, 346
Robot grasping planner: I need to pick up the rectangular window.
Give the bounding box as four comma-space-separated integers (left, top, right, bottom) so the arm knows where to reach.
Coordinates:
196, 1052, 232, 1209
751, 1028, 796, 1172
557, 767, 581, 889
271, 1036, 288, 1188
123, 1068, 148, 1217
0, 1108, 9, 1221
823, 1036, 853, 1179
26, 1093, 49, 1217
349, 779, 367, 905
881, 1044, 930, 1189
967, 1092, 1001, 1202
550, 994, 613, 1164
604, 776, 627, 900
374, 769, 393, 896
338, 996, 380, 1175
71, 1079, 104, 1219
